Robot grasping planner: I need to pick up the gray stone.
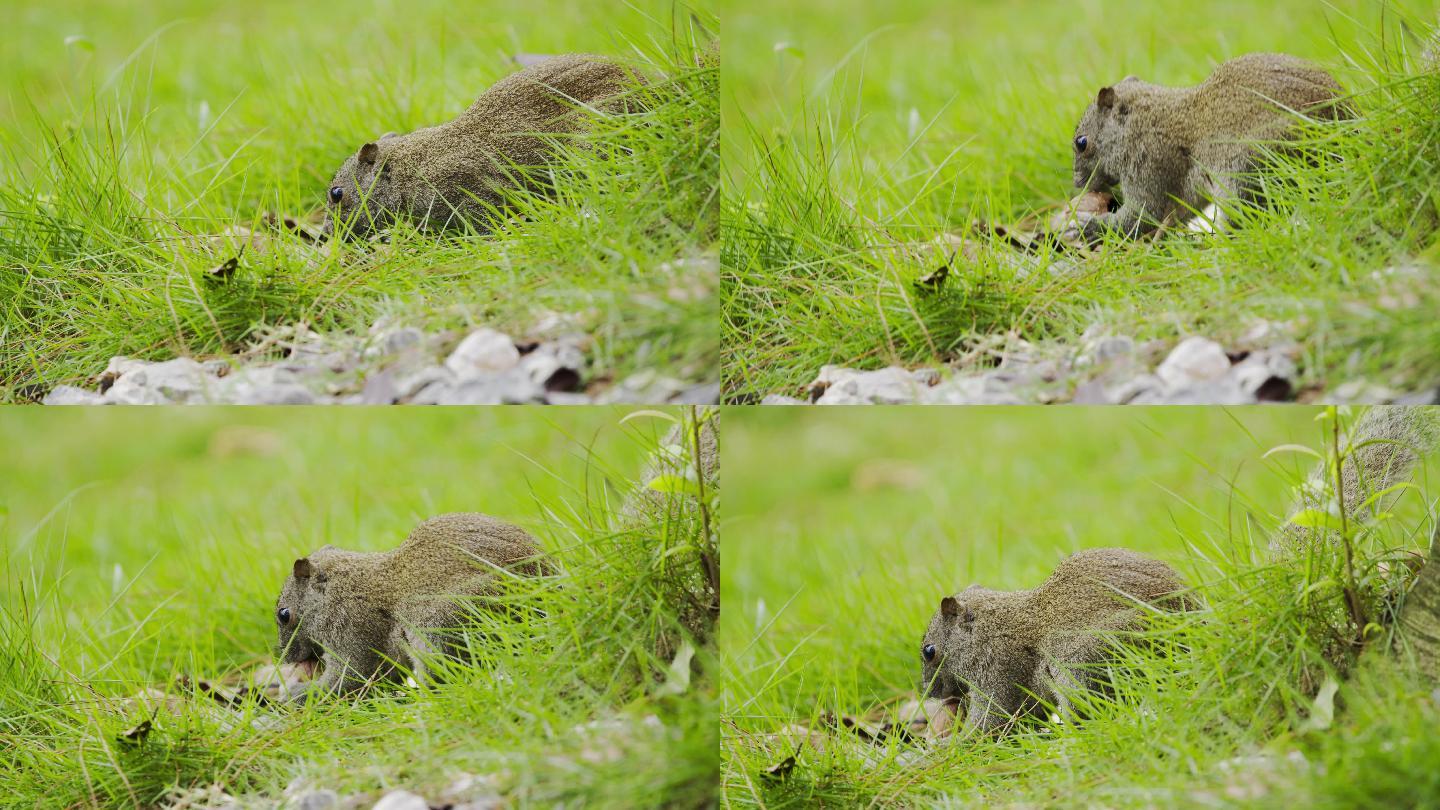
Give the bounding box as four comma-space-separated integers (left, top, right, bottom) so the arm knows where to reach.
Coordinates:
759, 394, 806, 406
1328, 380, 1401, 404
217, 367, 319, 405
43, 385, 107, 406
371, 790, 429, 810
517, 343, 585, 392
413, 370, 541, 405
106, 358, 215, 404
599, 370, 690, 404
1076, 335, 1136, 368
100, 356, 150, 381
1155, 337, 1231, 389
1230, 350, 1297, 402
922, 373, 1027, 405
201, 358, 232, 377
811, 365, 934, 405
445, 329, 520, 376
1108, 373, 1166, 404
362, 360, 452, 405
1395, 388, 1440, 406
368, 789, 423, 807
672, 382, 720, 404
359, 368, 401, 405
291, 789, 341, 810
1153, 379, 1253, 405
1069, 377, 1117, 405
365, 326, 425, 359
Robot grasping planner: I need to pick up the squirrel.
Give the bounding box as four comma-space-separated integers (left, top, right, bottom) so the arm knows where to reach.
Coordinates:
321, 54, 638, 238
274, 512, 551, 701
1070, 53, 1351, 241
920, 548, 1192, 735
1273, 406, 1440, 556
921, 407, 1438, 736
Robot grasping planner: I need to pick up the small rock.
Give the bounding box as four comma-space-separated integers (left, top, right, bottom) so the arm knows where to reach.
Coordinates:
43, 385, 107, 405
810, 366, 934, 405
359, 368, 402, 405
517, 343, 585, 392
106, 357, 216, 404
1230, 350, 1297, 402
1108, 373, 1166, 404
371, 790, 428, 810
1395, 388, 1440, 406
365, 326, 425, 359
201, 359, 232, 377
413, 371, 542, 405
218, 367, 319, 405
923, 373, 1027, 405
760, 394, 806, 406
99, 356, 151, 385
290, 789, 340, 810
672, 382, 720, 404
1070, 377, 1117, 405
1156, 337, 1231, 389
445, 329, 521, 377
438, 773, 504, 809
1076, 335, 1135, 368
1328, 380, 1401, 404
1148, 378, 1253, 405
599, 370, 691, 404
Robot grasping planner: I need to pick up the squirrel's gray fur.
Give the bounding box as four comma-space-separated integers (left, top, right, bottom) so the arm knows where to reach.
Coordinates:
322, 54, 638, 237
920, 548, 1192, 735
1071, 53, 1351, 240
1274, 406, 1440, 555
274, 513, 550, 701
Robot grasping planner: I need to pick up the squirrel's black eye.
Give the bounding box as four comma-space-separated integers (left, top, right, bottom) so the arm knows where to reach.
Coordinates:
1074, 135, 1088, 153
277, 607, 292, 625
922, 644, 936, 662
328, 186, 343, 204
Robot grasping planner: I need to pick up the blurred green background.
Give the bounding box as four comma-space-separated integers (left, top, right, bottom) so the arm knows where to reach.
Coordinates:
1, 0, 693, 202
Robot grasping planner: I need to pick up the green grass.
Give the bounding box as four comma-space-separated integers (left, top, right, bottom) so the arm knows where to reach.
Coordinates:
721, 0, 1440, 402
0, 0, 718, 401
720, 406, 1440, 807
0, 406, 718, 807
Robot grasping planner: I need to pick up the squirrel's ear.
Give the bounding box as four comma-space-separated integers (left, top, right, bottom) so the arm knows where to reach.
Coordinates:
940, 596, 959, 618
1096, 86, 1117, 110
292, 558, 312, 579
358, 142, 380, 165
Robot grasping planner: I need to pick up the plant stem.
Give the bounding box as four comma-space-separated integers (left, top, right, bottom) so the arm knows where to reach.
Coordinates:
688, 406, 719, 614
1332, 408, 1367, 642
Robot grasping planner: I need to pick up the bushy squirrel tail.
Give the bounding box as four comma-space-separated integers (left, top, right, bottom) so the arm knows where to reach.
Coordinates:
1274, 406, 1440, 555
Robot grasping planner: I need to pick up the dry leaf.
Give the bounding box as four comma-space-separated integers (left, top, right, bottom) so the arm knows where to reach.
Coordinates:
760, 754, 797, 782
262, 211, 325, 242
205, 256, 238, 283
117, 718, 152, 748
913, 261, 949, 292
